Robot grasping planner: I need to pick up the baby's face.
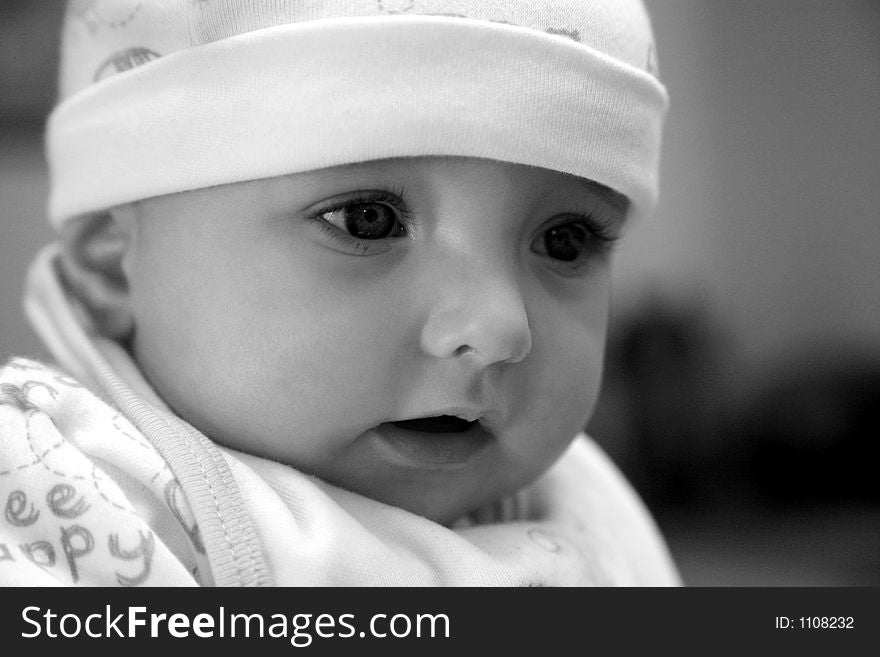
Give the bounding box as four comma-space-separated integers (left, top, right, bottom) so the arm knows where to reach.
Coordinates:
122, 157, 626, 524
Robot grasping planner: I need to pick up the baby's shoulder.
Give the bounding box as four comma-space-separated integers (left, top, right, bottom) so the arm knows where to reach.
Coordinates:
538, 435, 682, 585
1, 356, 85, 403
0, 356, 199, 586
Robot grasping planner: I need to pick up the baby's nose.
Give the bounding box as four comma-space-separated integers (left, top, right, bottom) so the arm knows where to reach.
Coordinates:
419, 266, 532, 367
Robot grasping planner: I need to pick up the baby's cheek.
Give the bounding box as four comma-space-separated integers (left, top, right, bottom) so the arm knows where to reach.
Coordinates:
538, 337, 604, 431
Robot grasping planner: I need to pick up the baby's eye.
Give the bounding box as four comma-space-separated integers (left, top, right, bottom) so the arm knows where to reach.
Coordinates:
531, 217, 618, 267
540, 223, 589, 261
320, 202, 406, 240
533, 221, 593, 263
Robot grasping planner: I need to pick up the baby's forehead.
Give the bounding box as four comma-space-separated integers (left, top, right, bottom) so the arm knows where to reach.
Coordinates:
130, 156, 630, 234
273, 156, 628, 206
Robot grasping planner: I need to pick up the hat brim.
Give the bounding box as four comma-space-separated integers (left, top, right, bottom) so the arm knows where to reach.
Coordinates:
47, 15, 668, 227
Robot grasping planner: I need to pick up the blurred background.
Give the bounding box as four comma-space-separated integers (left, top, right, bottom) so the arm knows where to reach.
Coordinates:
2, 1, 878, 585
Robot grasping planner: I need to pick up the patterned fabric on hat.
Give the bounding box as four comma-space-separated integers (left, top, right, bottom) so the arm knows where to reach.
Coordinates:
61, 0, 660, 98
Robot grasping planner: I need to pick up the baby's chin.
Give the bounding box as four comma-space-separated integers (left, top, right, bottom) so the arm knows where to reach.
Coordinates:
328, 466, 524, 527
362, 487, 497, 527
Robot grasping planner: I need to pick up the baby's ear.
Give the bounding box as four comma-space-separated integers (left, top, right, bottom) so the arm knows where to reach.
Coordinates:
58, 205, 138, 340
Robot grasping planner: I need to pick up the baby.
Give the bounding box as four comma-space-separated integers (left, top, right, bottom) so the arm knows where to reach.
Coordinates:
0, 0, 678, 586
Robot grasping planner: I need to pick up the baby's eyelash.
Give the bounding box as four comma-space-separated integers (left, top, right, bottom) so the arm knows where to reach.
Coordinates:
316, 188, 411, 223
307, 187, 412, 254
571, 212, 623, 249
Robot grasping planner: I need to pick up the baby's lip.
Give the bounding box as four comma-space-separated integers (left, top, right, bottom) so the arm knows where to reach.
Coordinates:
390, 416, 476, 433
392, 407, 502, 432
369, 418, 494, 468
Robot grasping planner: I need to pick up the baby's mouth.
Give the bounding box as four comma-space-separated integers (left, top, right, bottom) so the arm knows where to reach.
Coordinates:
390, 415, 476, 433
371, 414, 493, 468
